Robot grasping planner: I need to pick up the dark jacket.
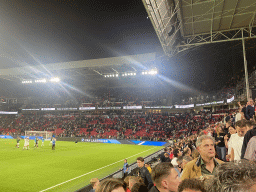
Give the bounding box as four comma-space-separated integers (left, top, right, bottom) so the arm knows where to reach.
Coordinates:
159, 152, 166, 162
149, 186, 159, 192
245, 105, 254, 120
241, 127, 256, 159
138, 166, 154, 190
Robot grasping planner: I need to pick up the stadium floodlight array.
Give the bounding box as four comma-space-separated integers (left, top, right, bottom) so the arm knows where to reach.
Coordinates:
142, 69, 157, 75
104, 74, 119, 78
121, 73, 136, 76
35, 79, 46, 83
21, 77, 60, 84
22, 80, 33, 84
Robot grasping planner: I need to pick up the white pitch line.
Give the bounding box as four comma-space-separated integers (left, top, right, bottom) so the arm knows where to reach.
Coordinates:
39, 146, 158, 192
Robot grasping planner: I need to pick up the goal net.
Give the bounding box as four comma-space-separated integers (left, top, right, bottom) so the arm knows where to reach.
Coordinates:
25, 131, 52, 140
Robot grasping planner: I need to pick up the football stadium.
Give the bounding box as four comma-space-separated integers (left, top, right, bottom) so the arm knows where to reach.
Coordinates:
1, 0, 256, 192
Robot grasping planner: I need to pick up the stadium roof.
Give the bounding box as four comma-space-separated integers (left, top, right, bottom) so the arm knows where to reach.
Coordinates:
142, 0, 256, 56
0, 53, 158, 89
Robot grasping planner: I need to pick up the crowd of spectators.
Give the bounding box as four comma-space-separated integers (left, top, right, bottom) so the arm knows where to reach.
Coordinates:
88, 98, 256, 192
0, 110, 224, 141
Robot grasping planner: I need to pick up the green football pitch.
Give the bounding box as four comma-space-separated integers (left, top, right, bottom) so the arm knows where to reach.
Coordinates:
0, 139, 162, 192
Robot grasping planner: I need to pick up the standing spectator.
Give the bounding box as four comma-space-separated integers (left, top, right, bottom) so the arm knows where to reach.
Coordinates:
244, 136, 256, 161
171, 149, 182, 167
159, 148, 168, 162
181, 135, 224, 180
89, 178, 99, 192
245, 99, 254, 120
229, 120, 247, 161
213, 125, 226, 161
224, 126, 236, 161
149, 162, 181, 192
241, 122, 256, 159
122, 159, 129, 179
136, 157, 153, 190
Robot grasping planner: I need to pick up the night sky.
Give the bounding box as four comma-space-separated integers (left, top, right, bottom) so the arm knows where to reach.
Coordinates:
0, 0, 256, 94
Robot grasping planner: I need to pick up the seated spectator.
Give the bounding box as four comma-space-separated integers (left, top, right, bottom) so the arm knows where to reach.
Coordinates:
150, 162, 181, 192
178, 179, 206, 192
181, 135, 224, 180
229, 120, 247, 161
206, 160, 256, 192
131, 183, 148, 192
89, 178, 99, 192
96, 178, 126, 192
136, 157, 153, 190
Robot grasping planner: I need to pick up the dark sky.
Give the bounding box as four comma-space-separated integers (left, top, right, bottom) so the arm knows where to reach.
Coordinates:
0, 0, 256, 95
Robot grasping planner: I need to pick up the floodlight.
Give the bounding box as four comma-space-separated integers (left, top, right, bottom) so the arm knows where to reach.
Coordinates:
142, 72, 145, 75
107, 75, 109, 77
134, 73, 136, 76
50, 77, 60, 82
145, 72, 148, 74
125, 73, 127, 76
122, 74, 124, 76
116, 74, 118, 77
104, 75, 106, 77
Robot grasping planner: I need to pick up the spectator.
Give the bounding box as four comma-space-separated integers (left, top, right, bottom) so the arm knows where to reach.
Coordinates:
171, 149, 182, 167
244, 136, 256, 161
175, 156, 183, 178
164, 153, 171, 162
183, 148, 192, 158
181, 135, 224, 180
213, 125, 226, 161
122, 159, 129, 179
180, 156, 193, 178
241, 120, 256, 159
224, 126, 236, 161
246, 120, 255, 131
245, 99, 254, 120
178, 179, 206, 192
136, 157, 153, 190
149, 162, 181, 192
229, 120, 247, 161
131, 183, 148, 192
124, 176, 132, 192
206, 160, 256, 192
96, 178, 126, 192
129, 176, 144, 191
89, 178, 99, 192
160, 148, 168, 162
144, 163, 152, 174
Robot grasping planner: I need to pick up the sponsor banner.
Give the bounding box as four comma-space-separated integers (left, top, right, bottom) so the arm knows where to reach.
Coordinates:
98, 107, 121, 110
0, 135, 14, 139
123, 106, 142, 109
144, 106, 173, 109
22, 109, 40, 111
41, 108, 55, 111
131, 140, 167, 146
56, 108, 77, 111
0, 111, 18, 115
175, 104, 194, 109
79, 107, 95, 110
227, 96, 235, 103
81, 138, 121, 144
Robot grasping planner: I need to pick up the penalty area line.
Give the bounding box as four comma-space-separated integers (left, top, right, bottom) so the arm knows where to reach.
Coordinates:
39, 146, 158, 192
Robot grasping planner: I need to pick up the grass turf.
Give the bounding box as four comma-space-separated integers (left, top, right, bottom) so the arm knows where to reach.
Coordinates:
0, 139, 162, 192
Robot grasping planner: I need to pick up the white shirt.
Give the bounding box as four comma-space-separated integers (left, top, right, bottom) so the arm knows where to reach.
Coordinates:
235, 113, 242, 122
229, 133, 244, 161
171, 157, 178, 166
